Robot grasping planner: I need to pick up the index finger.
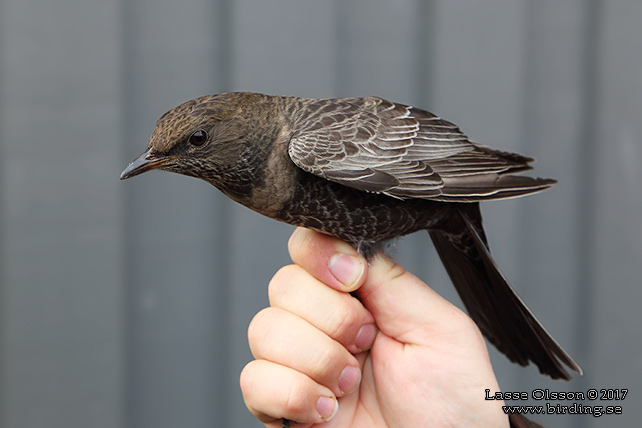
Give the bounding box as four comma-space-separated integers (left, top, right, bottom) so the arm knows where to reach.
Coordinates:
287, 228, 367, 293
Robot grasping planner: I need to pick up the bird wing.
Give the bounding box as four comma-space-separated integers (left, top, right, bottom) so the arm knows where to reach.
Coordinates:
288, 97, 555, 201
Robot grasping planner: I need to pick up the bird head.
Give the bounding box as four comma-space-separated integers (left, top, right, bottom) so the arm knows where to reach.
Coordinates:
120, 92, 271, 183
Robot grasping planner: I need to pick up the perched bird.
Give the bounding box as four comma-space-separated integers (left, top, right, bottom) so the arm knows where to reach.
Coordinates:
121, 92, 581, 380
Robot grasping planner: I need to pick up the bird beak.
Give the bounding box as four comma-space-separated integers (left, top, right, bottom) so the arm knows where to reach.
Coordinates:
120, 148, 172, 180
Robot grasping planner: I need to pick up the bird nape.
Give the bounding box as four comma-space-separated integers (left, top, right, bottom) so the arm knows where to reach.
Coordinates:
121, 92, 582, 385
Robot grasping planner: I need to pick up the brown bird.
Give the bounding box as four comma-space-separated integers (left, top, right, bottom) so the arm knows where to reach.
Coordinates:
121, 92, 581, 380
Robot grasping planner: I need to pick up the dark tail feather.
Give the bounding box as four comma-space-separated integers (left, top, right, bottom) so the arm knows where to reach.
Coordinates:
428, 203, 581, 380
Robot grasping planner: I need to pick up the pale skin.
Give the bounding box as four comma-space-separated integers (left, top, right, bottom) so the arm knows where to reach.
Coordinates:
240, 228, 510, 428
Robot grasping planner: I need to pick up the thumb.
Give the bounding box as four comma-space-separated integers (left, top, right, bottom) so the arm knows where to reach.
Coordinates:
356, 254, 470, 343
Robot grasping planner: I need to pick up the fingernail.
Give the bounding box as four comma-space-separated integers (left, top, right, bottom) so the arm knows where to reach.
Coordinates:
316, 396, 338, 421
338, 365, 361, 395
329, 254, 365, 289
354, 323, 377, 351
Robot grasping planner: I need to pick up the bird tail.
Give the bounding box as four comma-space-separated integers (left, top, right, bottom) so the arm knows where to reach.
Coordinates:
428, 203, 581, 380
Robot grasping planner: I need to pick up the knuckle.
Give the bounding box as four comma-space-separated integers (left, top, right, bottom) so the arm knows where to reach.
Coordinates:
444, 305, 480, 336
324, 300, 360, 343
449, 305, 474, 327
239, 361, 256, 395
308, 343, 343, 383
283, 379, 315, 416
247, 308, 273, 348
288, 227, 314, 256
267, 265, 298, 304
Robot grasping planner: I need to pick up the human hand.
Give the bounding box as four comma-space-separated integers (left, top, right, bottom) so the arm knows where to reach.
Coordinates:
240, 228, 509, 427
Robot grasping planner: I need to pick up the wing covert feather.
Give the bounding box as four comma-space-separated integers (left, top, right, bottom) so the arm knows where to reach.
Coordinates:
288, 97, 553, 201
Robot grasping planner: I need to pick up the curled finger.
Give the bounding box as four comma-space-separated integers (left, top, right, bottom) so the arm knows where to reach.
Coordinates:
240, 360, 338, 425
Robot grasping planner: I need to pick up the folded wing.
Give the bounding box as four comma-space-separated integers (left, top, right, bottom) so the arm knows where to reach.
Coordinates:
288, 97, 555, 201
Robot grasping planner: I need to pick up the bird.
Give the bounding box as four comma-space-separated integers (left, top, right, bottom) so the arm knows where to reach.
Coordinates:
121, 92, 581, 382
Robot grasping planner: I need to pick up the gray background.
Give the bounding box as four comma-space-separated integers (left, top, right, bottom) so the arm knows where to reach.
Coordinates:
1, 1, 640, 427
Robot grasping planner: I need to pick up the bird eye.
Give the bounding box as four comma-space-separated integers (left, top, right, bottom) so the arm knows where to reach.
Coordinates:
188, 130, 208, 146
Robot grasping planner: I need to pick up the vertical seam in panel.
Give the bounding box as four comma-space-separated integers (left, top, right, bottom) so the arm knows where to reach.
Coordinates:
120, 0, 136, 425
516, 0, 537, 302
413, 0, 438, 279
333, 0, 349, 96
576, 0, 601, 399
217, 0, 234, 93
215, 1, 234, 426
0, 0, 7, 423
415, 0, 436, 107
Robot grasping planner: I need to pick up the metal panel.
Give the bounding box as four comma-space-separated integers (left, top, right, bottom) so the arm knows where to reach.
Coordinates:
589, 2, 642, 427
120, 1, 231, 427
334, 0, 421, 103
1, 1, 641, 427
0, 0, 125, 427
